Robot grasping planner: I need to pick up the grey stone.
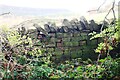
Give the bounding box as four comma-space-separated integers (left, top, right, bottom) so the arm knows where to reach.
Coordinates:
62, 19, 72, 29
44, 22, 57, 33
89, 20, 100, 31
70, 19, 81, 31
62, 26, 69, 33
80, 16, 89, 30
44, 24, 51, 33
33, 24, 47, 35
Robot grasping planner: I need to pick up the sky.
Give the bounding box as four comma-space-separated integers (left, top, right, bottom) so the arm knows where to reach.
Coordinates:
0, 0, 119, 14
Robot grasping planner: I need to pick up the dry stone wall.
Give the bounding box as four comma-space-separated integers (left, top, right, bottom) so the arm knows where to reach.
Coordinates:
38, 31, 102, 62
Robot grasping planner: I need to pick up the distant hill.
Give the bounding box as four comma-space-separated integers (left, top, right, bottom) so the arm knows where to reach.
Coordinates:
0, 5, 74, 27
0, 3, 118, 28
0, 5, 72, 16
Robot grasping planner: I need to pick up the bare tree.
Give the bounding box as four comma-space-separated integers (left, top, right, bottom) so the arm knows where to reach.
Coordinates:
0, 12, 10, 16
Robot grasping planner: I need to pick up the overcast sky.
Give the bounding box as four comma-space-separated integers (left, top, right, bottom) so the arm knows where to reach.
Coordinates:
0, 0, 119, 14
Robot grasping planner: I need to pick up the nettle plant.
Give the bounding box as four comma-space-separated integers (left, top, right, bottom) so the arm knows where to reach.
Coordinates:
88, 21, 120, 79
0, 26, 30, 78
0, 25, 55, 79
0, 26, 37, 79
90, 21, 119, 56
